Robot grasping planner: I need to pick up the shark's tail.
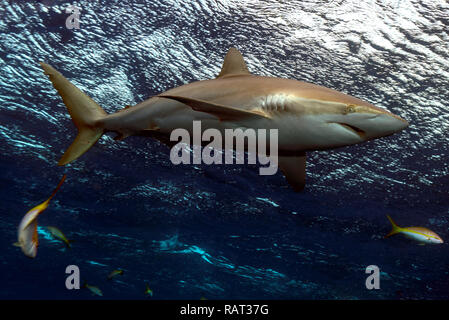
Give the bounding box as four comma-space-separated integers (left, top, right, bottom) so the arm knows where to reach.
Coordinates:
40, 62, 107, 165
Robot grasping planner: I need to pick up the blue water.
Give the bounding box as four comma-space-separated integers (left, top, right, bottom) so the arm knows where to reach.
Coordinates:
1, 0, 448, 299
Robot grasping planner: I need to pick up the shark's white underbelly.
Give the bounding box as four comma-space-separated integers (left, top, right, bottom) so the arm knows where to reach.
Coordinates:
142, 105, 362, 152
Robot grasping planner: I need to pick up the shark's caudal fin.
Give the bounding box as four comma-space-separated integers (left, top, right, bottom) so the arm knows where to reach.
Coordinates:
40, 63, 107, 165
385, 215, 401, 238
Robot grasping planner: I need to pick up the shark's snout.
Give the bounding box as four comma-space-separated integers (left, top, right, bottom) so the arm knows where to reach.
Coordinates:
327, 107, 408, 144
355, 112, 409, 140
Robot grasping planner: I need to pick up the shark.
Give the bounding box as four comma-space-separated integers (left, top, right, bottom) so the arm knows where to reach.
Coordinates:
39, 47, 408, 191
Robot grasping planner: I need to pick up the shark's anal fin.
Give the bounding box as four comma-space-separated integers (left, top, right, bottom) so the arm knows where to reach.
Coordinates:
159, 95, 270, 121
114, 124, 159, 141
278, 154, 306, 192
217, 47, 251, 78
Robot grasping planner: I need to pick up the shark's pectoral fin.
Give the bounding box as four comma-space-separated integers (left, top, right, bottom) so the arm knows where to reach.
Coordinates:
216, 47, 251, 78
159, 95, 270, 121
278, 154, 306, 192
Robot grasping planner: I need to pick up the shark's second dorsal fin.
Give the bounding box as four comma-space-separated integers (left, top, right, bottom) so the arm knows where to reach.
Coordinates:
217, 48, 251, 78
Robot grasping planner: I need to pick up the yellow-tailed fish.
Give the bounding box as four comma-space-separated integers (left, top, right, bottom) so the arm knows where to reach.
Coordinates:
107, 269, 124, 280
385, 215, 443, 245
16, 175, 67, 258
84, 283, 103, 296
47, 226, 72, 248
144, 284, 153, 297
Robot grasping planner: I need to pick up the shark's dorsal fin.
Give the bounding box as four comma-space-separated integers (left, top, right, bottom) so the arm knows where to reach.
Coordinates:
278, 154, 306, 192
117, 105, 133, 113
216, 48, 251, 78
159, 95, 270, 121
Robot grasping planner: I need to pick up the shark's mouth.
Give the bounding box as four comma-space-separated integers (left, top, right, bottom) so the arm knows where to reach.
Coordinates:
335, 123, 366, 138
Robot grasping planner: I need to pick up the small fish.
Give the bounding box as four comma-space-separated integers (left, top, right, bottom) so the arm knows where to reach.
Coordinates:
16, 175, 66, 258
144, 284, 153, 297
47, 226, 72, 248
385, 215, 443, 245
84, 283, 103, 296
107, 269, 124, 280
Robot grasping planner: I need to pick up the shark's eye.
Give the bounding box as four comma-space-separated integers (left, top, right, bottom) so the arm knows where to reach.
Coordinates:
345, 105, 356, 114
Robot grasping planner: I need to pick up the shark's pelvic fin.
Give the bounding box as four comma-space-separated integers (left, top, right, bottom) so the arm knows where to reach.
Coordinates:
159, 95, 270, 121
40, 62, 107, 165
278, 154, 306, 192
216, 47, 251, 78
113, 132, 131, 141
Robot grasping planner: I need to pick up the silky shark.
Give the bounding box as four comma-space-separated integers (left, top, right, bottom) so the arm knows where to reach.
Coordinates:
40, 48, 408, 191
